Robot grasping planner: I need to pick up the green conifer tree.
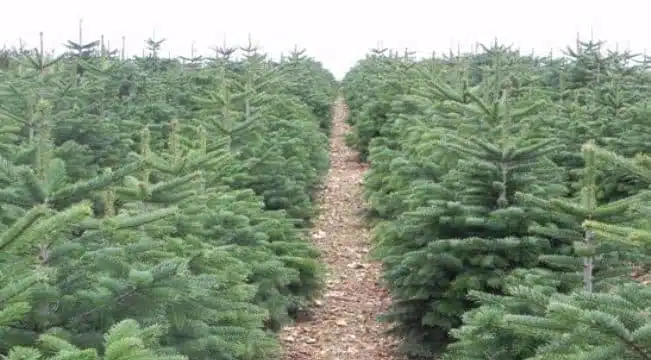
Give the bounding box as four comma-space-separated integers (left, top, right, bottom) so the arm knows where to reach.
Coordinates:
374, 63, 567, 357
504, 147, 651, 359
4, 319, 187, 360
441, 141, 649, 360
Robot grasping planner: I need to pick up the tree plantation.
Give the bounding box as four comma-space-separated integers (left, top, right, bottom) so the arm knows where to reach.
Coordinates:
2, 27, 651, 360
342, 40, 651, 359
0, 31, 337, 360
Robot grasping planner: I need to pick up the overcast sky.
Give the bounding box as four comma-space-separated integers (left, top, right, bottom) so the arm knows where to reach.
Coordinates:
0, 0, 647, 79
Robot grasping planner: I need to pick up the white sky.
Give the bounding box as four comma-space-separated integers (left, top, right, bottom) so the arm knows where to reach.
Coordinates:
1, 0, 648, 79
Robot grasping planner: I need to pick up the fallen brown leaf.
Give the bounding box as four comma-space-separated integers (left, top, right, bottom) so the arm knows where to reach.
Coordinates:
279, 98, 403, 360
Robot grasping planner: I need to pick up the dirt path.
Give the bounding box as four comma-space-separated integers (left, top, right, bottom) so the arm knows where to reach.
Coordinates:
280, 98, 401, 360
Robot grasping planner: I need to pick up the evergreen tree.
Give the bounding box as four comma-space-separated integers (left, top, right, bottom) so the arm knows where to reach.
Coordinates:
374, 71, 566, 357
442, 141, 649, 360
0, 26, 336, 360
344, 36, 651, 360
4, 319, 187, 360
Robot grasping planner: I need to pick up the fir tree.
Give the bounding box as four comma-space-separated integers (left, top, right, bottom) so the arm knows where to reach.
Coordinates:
0, 26, 336, 360
442, 141, 650, 360
374, 69, 566, 357
4, 319, 187, 360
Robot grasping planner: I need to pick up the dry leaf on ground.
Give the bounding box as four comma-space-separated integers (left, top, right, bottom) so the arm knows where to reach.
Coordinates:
280, 98, 403, 360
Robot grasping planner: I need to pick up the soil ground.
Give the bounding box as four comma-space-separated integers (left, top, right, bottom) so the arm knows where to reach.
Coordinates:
280, 98, 402, 360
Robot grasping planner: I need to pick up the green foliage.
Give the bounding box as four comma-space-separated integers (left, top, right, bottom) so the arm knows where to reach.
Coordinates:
442, 143, 651, 360
0, 29, 336, 360
4, 319, 187, 360
344, 39, 651, 359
